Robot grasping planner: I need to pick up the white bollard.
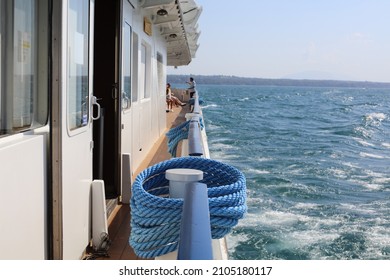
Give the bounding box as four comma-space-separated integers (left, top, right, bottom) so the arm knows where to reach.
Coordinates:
165, 168, 203, 198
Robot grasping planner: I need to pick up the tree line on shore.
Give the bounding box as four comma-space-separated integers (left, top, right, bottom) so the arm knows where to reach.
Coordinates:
168, 74, 390, 88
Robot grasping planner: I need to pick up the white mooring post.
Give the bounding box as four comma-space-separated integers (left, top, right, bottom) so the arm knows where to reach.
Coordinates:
165, 168, 203, 198
155, 168, 205, 260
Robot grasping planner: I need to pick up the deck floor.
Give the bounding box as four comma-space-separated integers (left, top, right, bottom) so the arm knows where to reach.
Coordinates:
95, 105, 188, 260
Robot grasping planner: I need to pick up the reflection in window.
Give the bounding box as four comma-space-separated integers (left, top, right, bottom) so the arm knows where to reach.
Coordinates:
122, 22, 131, 110
68, 0, 89, 130
139, 43, 146, 100
157, 52, 164, 97
0, 0, 48, 136
140, 42, 151, 99
131, 32, 139, 102
0, 1, 2, 133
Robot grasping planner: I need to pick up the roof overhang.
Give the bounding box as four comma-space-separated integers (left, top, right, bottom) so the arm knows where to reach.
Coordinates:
140, 0, 201, 66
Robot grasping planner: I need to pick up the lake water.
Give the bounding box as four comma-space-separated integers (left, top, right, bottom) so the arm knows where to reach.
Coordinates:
193, 84, 390, 260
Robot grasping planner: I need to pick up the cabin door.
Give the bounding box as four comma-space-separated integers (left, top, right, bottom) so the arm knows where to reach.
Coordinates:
120, 0, 134, 203
59, 0, 97, 259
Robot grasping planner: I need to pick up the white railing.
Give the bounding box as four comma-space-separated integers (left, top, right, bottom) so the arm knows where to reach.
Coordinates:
157, 89, 228, 260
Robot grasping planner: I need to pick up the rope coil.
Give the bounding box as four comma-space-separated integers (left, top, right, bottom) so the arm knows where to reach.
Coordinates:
130, 156, 247, 259
166, 118, 204, 157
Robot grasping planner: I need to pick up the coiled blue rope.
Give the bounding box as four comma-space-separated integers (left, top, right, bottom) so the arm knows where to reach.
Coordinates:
166, 118, 204, 157
129, 156, 247, 259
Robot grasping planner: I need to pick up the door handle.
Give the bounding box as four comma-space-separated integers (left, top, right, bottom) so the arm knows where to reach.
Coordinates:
122, 92, 130, 109
91, 96, 101, 120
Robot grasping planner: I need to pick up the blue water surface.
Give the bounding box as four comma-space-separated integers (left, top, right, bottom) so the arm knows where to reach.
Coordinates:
194, 84, 390, 260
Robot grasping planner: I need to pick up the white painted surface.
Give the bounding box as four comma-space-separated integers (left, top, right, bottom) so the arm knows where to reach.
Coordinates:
91, 180, 108, 249
0, 135, 46, 259
61, 0, 94, 259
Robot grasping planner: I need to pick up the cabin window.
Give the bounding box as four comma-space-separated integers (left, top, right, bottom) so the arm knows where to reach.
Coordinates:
0, 0, 49, 137
157, 52, 164, 97
122, 22, 132, 110
139, 43, 146, 100
67, 0, 90, 130
140, 42, 151, 100
0, 2, 2, 133
131, 32, 139, 102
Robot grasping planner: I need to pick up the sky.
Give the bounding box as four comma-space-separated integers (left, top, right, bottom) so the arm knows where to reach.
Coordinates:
168, 0, 390, 83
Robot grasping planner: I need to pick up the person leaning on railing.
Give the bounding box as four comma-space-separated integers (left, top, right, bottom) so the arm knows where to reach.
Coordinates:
186, 77, 196, 98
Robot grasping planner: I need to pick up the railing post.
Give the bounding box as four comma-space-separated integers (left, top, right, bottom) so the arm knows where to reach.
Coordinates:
177, 182, 213, 260
192, 90, 200, 114
165, 168, 213, 260
166, 168, 203, 198
188, 116, 203, 156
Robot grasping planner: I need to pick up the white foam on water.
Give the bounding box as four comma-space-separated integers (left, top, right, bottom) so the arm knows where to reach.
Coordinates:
353, 137, 375, 147
327, 167, 348, 179
256, 211, 311, 227
381, 142, 390, 148
253, 156, 273, 162
354, 126, 372, 138
210, 152, 240, 161
365, 112, 387, 122
245, 168, 270, 175
359, 152, 385, 159
210, 142, 238, 151
347, 169, 390, 190
366, 225, 390, 249
231, 202, 390, 259
205, 123, 220, 131
201, 104, 219, 109
341, 161, 360, 169
338, 203, 377, 215
292, 202, 321, 210
286, 229, 339, 247
372, 177, 390, 184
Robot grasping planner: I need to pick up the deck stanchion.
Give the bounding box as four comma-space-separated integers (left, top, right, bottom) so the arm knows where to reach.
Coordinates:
188, 116, 203, 156
177, 182, 213, 260
165, 168, 203, 198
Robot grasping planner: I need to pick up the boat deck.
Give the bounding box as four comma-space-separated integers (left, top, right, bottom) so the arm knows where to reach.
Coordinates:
95, 105, 188, 260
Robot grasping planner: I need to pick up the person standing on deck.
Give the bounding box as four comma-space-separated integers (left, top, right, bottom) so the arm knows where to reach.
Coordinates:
186, 77, 196, 98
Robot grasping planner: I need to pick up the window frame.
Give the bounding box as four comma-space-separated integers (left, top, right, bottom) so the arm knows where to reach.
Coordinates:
0, 0, 49, 138
66, 0, 91, 135
122, 21, 132, 111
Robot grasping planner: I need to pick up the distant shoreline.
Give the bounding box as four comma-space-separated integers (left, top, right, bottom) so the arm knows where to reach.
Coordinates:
168, 74, 390, 88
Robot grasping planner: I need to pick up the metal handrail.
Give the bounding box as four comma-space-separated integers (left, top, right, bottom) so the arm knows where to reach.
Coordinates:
177, 91, 212, 259
188, 116, 203, 156
187, 91, 203, 156
177, 182, 213, 260
192, 90, 201, 114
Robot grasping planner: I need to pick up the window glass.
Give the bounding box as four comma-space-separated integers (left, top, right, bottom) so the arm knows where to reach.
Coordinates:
131, 32, 138, 102
13, 0, 35, 129
122, 22, 131, 110
139, 43, 146, 100
143, 43, 151, 99
68, 0, 89, 130
0, 1, 2, 133
0, 0, 48, 137
157, 52, 164, 97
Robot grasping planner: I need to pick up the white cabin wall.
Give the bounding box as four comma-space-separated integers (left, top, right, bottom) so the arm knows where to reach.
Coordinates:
0, 0, 50, 259
129, 9, 146, 171
151, 33, 167, 141
0, 134, 47, 260
128, 5, 168, 173
59, 0, 94, 259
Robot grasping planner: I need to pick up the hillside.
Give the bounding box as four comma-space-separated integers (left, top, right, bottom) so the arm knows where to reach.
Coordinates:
168, 75, 390, 88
